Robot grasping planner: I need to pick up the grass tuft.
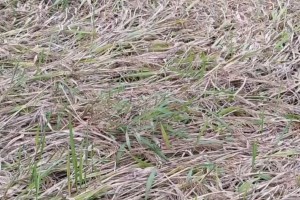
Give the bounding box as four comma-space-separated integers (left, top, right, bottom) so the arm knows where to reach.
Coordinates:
1, 0, 300, 199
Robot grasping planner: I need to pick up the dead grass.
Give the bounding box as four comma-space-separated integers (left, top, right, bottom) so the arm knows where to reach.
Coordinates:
1, 0, 300, 199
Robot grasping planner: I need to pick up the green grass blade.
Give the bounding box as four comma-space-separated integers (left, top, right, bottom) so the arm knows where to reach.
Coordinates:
73, 186, 109, 200
140, 137, 168, 161
67, 151, 71, 196
125, 131, 131, 150
145, 169, 157, 200
251, 142, 258, 170
116, 143, 126, 166
78, 150, 84, 187
132, 156, 153, 169
69, 122, 78, 189
160, 123, 171, 149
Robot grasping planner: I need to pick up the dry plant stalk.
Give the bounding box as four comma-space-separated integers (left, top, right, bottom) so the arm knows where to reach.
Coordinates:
1, 0, 300, 199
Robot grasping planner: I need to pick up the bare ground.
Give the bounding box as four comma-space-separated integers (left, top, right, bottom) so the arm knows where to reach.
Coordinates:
1, 0, 300, 199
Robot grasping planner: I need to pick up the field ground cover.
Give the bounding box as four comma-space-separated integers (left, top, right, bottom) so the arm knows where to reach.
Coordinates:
1, 0, 300, 199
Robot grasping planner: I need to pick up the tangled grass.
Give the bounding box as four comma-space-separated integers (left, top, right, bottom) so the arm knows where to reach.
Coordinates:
1, 0, 300, 199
